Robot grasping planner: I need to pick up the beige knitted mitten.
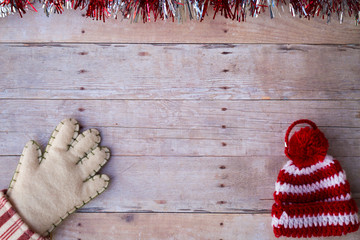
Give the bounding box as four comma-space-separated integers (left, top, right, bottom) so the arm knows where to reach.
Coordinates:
7, 118, 110, 236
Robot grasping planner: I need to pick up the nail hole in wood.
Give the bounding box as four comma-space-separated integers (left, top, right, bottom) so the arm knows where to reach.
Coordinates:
122, 214, 134, 223
138, 52, 150, 56
220, 86, 229, 90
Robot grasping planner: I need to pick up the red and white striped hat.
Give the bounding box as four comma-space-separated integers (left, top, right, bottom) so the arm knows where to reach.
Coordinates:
272, 119, 359, 238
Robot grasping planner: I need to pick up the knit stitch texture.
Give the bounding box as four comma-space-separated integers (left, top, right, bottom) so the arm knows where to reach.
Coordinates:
272, 120, 359, 237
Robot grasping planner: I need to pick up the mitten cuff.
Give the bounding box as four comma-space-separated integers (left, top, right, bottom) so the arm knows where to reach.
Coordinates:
272, 199, 360, 238
0, 189, 49, 240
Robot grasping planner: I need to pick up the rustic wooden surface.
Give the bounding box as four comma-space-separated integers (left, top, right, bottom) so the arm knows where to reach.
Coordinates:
0, 4, 359, 240
1, 5, 360, 44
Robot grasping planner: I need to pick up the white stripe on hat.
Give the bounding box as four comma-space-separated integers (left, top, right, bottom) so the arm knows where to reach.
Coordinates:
282, 155, 334, 176
324, 193, 351, 202
275, 170, 346, 195
272, 212, 359, 228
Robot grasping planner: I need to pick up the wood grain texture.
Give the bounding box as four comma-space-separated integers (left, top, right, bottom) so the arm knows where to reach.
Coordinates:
53, 213, 360, 240
0, 100, 359, 157
0, 4, 359, 44
1, 44, 359, 100
1, 155, 359, 213
0, 99, 359, 213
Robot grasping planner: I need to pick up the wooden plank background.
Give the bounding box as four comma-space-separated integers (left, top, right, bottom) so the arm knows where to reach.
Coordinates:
1, 7, 360, 44
0, 3, 359, 240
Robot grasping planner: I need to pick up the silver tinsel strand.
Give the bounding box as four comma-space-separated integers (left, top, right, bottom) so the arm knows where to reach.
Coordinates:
1, 0, 16, 17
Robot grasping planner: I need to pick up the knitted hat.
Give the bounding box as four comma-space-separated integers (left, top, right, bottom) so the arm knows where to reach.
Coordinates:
272, 119, 359, 238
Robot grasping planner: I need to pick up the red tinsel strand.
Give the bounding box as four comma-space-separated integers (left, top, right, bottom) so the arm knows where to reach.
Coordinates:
347, 0, 360, 16
287, 0, 360, 21
233, 0, 247, 21
198, 0, 209, 21
73, 0, 88, 10
249, 0, 257, 17
54, 1, 64, 14
232, 0, 242, 21
212, 0, 234, 19
120, 0, 159, 22
86, 0, 108, 21
5, 0, 27, 17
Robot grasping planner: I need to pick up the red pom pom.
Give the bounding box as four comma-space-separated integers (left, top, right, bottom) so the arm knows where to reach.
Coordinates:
286, 126, 329, 168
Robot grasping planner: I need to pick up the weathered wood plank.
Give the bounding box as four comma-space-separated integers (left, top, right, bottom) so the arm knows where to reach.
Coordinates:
0, 100, 359, 157
1, 155, 359, 212
1, 44, 359, 100
0, 5, 359, 44
53, 213, 360, 240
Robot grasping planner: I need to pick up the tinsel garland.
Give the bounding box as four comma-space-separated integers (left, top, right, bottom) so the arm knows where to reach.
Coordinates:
1, 0, 359, 24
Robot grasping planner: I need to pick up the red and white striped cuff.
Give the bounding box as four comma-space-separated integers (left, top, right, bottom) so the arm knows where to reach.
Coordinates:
0, 190, 48, 240
272, 199, 360, 237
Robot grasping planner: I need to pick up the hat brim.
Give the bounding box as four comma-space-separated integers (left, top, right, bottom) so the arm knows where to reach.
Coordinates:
272, 199, 359, 238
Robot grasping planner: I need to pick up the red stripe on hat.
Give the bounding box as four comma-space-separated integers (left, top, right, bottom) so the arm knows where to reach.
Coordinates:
274, 222, 360, 238
272, 199, 359, 218
17, 229, 34, 240
277, 160, 343, 185
274, 181, 351, 204
0, 207, 16, 228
